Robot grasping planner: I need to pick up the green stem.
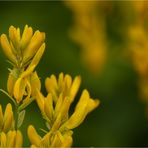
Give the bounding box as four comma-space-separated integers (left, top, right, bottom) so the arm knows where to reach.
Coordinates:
15, 103, 19, 130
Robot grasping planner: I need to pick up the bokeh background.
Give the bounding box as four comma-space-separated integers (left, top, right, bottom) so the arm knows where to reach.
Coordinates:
0, 1, 148, 147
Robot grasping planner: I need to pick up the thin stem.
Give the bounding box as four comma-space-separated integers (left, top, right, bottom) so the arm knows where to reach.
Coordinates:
15, 103, 19, 130
0, 89, 17, 106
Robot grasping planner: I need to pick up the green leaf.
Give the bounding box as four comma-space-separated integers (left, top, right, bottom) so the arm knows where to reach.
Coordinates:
17, 110, 25, 128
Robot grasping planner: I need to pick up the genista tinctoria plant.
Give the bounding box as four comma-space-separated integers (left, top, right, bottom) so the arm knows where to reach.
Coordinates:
0, 25, 99, 147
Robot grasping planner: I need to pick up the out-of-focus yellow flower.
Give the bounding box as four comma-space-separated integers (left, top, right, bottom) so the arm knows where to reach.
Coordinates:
65, 1, 107, 75
28, 125, 72, 148
0, 25, 45, 69
0, 130, 23, 147
0, 103, 14, 133
129, 25, 148, 78
128, 21, 148, 103
132, 0, 148, 21
30, 73, 99, 147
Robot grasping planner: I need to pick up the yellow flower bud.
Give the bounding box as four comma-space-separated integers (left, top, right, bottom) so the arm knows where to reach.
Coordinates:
7, 130, 16, 147
0, 34, 16, 63
20, 25, 33, 50
0, 130, 23, 147
30, 72, 41, 97
7, 70, 17, 96
69, 75, 81, 102
9, 26, 21, 50
23, 31, 45, 63
34, 89, 45, 114
3, 103, 14, 132
44, 93, 54, 122
0, 104, 14, 133
0, 132, 7, 147
28, 43, 45, 70
28, 125, 41, 147
45, 75, 58, 102
15, 130, 23, 147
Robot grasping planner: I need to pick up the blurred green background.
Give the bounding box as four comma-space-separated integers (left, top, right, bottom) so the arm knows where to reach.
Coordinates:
0, 1, 148, 147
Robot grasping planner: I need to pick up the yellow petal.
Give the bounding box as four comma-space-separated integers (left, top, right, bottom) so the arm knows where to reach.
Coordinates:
62, 89, 89, 129
58, 73, 64, 91
51, 131, 63, 147
3, 103, 14, 132
26, 79, 32, 97
60, 96, 71, 121
13, 65, 35, 103
16, 28, 21, 43
28, 125, 41, 146
27, 43, 45, 69
13, 77, 27, 103
87, 98, 100, 113
10, 40, 17, 55
9, 26, 20, 50
62, 134, 73, 148
7, 71, 17, 96
70, 76, 81, 102
0, 132, 7, 147
45, 75, 58, 92
51, 114, 62, 132
7, 130, 16, 147
20, 25, 33, 49
23, 31, 45, 63
64, 74, 72, 91
54, 93, 63, 118
21, 65, 36, 78
41, 132, 51, 147
44, 93, 54, 121
15, 130, 23, 147
45, 75, 58, 102
0, 34, 16, 63
35, 89, 45, 114
30, 71, 41, 97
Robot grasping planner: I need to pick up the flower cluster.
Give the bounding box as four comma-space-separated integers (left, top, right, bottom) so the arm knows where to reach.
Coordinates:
0, 25, 45, 104
0, 25, 99, 147
28, 73, 99, 147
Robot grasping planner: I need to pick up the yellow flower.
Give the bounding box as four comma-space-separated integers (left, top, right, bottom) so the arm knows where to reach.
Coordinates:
0, 103, 14, 133
0, 130, 23, 147
32, 73, 99, 147
65, 1, 107, 74
1, 25, 46, 104
129, 25, 148, 77
0, 25, 45, 69
28, 125, 72, 148
45, 72, 81, 103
